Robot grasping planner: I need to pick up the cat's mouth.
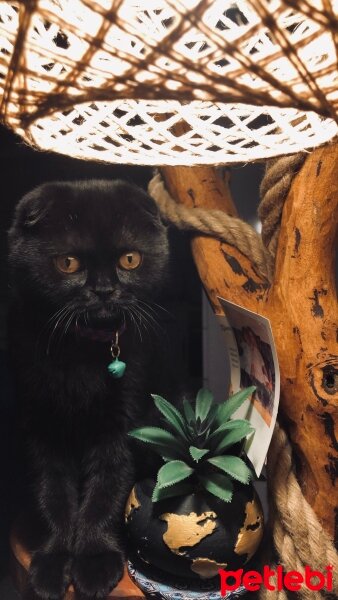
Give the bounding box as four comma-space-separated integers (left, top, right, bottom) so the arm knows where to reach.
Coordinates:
85, 304, 124, 328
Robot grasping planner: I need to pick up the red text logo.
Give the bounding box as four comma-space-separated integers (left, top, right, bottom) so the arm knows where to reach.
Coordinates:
219, 565, 333, 594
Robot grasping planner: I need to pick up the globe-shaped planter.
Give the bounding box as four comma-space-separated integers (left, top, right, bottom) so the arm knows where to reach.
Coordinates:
126, 387, 264, 581
126, 478, 263, 580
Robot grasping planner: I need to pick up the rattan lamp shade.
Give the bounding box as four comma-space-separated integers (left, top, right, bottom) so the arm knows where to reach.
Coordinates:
0, 0, 337, 165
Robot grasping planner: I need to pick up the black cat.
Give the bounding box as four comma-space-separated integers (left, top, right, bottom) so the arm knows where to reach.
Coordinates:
8, 179, 172, 599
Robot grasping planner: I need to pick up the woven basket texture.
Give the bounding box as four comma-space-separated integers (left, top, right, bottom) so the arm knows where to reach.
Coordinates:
0, 0, 337, 165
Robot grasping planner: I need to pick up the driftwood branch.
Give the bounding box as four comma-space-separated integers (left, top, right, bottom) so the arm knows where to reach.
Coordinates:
161, 142, 338, 541
161, 166, 270, 315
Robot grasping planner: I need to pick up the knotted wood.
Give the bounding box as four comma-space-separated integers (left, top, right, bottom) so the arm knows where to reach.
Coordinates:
161, 143, 338, 541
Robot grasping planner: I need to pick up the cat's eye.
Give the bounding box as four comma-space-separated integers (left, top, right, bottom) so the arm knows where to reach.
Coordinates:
118, 251, 142, 271
54, 255, 81, 274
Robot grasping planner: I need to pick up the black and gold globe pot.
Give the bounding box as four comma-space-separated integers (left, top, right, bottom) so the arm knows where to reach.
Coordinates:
125, 478, 264, 580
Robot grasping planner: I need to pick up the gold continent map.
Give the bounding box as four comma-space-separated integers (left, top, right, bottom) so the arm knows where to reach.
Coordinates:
160, 511, 217, 556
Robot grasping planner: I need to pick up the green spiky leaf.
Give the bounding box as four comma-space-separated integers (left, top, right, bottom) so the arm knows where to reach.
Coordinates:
189, 446, 209, 463
207, 455, 252, 484
199, 472, 233, 502
214, 423, 254, 454
128, 427, 181, 453
208, 418, 252, 442
195, 388, 213, 423
209, 419, 250, 440
151, 394, 187, 438
186, 424, 196, 438
152, 480, 194, 502
183, 398, 195, 426
215, 386, 256, 426
202, 404, 218, 430
157, 460, 194, 489
150, 445, 182, 461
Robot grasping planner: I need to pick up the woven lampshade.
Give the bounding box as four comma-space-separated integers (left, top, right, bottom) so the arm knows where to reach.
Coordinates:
0, 0, 337, 165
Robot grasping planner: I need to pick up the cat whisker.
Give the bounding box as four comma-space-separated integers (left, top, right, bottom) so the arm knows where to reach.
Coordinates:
137, 298, 172, 318
35, 304, 71, 359
130, 303, 163, 343
125, 305, 143, 343
135, 302, 164, 335
46, 306, 73, 356
135, 309, 156, 335
38, 304, 69, 340
133, 306, 149, 343
47, 304, 78, 355
62, 309, 77, 339
74, 311, 81, 331
44, 306, 68, 328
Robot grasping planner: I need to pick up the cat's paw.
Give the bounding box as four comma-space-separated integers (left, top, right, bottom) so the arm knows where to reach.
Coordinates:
28, 551, 71, 600
72, 551, 124, 600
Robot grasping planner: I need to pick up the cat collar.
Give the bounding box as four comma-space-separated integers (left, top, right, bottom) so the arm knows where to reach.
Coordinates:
73, 324, 127, 379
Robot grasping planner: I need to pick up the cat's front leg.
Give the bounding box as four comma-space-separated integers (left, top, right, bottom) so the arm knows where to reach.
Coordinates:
25, 439, 79, 600
72, 434, 134, 600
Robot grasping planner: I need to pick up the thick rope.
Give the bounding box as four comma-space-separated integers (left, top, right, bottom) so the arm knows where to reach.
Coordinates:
148, 158, 338, 599
259, 423, 338, 600
259, 154, 306, 255
148, 172, 274, 282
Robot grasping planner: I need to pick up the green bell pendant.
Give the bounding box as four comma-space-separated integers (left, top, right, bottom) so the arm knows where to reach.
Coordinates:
108, 357, 126, 379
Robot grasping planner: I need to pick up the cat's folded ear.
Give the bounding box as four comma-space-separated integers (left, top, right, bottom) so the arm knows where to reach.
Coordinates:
144, 198, 167, 228
11, 186, 52, 231
127, 184, 168, 230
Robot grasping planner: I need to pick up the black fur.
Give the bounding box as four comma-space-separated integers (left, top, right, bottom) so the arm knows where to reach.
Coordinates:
8, 179, 172, 599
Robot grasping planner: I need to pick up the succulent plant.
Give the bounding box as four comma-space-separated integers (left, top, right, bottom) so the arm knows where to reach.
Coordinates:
129, 386, 255, 503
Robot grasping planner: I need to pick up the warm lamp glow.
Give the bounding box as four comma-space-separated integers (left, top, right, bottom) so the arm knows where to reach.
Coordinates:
0, 0, 337, 165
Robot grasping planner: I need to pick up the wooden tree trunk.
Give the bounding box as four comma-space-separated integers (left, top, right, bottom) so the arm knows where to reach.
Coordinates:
161, 143, 338, 542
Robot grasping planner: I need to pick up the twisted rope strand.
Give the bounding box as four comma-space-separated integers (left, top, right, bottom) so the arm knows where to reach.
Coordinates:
148, 172, 274, 282
259, 154, 306, 255
265, 424, 338, 599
